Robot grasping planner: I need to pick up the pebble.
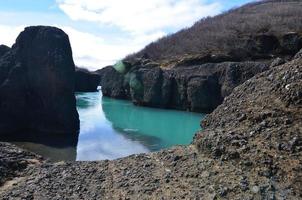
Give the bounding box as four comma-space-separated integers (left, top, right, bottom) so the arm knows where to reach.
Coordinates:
252, 186, 260, 193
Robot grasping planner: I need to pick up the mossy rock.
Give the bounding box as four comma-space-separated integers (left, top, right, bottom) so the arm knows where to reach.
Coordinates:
113, 61, 131, 74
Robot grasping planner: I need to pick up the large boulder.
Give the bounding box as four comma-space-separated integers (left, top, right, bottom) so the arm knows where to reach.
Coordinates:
0, 26, 79, 134
0, 45, 10, 58
75, 67, 100, 92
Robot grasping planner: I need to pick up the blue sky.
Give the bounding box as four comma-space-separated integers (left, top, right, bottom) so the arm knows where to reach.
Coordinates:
0, 0, 254, 70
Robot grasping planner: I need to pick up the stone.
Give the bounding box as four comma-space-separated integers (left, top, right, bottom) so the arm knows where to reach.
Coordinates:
75, 67, 101, 92
0, 26, 79, 134
100, 66, 130, 99
100, 60, 269, 113
0, 45, 10, 58
294, 48, 302, 59
270, 57, 285, 68
280, 32, 302, 54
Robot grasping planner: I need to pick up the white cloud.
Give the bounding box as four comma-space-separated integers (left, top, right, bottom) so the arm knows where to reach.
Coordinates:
61, 26, 165, 70
0, 24, 164, 70
0, 25, 25, 47
1, 1, 223, 70
56, 0, 222, 35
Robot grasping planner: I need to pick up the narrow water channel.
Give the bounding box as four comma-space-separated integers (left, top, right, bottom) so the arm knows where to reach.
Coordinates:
3, 91, 205, 161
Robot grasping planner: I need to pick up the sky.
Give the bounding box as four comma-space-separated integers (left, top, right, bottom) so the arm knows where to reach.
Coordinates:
0, 0, 254, 70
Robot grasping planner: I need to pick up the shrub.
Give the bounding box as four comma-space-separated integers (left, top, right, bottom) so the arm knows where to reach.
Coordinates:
126, 0, 302, 62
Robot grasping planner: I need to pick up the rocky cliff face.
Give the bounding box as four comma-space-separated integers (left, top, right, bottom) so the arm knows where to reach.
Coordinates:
0, 45, 10, 58
101, 60, 270, 113
1, 56, 301, 200
99, 1, 302, 113
100, 32, 301, 113
75, 67, 100, 92
0, 26, 79, 134
99, 66, 130, 99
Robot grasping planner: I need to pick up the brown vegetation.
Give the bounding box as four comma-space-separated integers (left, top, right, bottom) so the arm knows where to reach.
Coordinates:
127, 0, 302, 62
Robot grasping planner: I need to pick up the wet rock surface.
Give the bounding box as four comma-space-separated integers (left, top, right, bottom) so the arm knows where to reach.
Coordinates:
0, 26, 79, 134
75, 67, 100, 92
0, 57, 301, 199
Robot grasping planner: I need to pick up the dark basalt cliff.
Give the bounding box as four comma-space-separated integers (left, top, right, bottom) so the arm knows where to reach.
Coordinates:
0, 45, 10, 58
75, 67, 100, 92
1, 56, 301, 200
99, 66, 131, 99
101, 30, 301, 113
100, 59, 274, 113
0, 26, 79, 134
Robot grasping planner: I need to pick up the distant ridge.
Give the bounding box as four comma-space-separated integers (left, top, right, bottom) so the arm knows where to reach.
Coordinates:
126, 0, 302, 62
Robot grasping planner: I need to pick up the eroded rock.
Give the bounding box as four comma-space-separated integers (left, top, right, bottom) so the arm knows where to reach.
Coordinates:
75, 67, 100, 92
0, 26, 79, 134
101, 61, 269, 113
0, 45, 10, 58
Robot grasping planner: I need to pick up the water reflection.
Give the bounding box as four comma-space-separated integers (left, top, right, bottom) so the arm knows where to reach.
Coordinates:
0, 91, 204, 162
1, 132, 79, 162
76, 92, 150, 161
102, 96, 204, 150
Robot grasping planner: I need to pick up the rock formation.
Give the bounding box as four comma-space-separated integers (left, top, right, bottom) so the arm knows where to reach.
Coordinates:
0, 26, 79, 134
101, 60, 270, 113
0, 56, 301, 200
0, 142, 43, 186
0, 45, 10, 58
100, 30, 301, 113
99, 0, 302, 113
99, 66, 130, 99
75, 67, 100, 92
295, 48, 302, 59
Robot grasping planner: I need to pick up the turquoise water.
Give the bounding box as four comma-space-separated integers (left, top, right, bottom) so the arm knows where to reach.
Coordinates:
2, 91, 204, 162
76, 91, 204, 161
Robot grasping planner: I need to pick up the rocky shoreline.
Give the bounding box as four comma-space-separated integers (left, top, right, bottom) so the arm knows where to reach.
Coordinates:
99, 39, 301, 113
99, 59, 271, 113
0, 56, 301, 199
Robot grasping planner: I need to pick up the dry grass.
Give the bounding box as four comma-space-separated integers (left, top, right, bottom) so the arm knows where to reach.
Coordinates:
126, 0, 302, 62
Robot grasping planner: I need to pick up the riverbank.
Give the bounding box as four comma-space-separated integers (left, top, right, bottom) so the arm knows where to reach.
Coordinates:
1, 57, 301, 199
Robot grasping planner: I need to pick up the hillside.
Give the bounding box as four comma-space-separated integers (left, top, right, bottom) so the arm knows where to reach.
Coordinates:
99, 0, 302, 113
126, 0, 302, 63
